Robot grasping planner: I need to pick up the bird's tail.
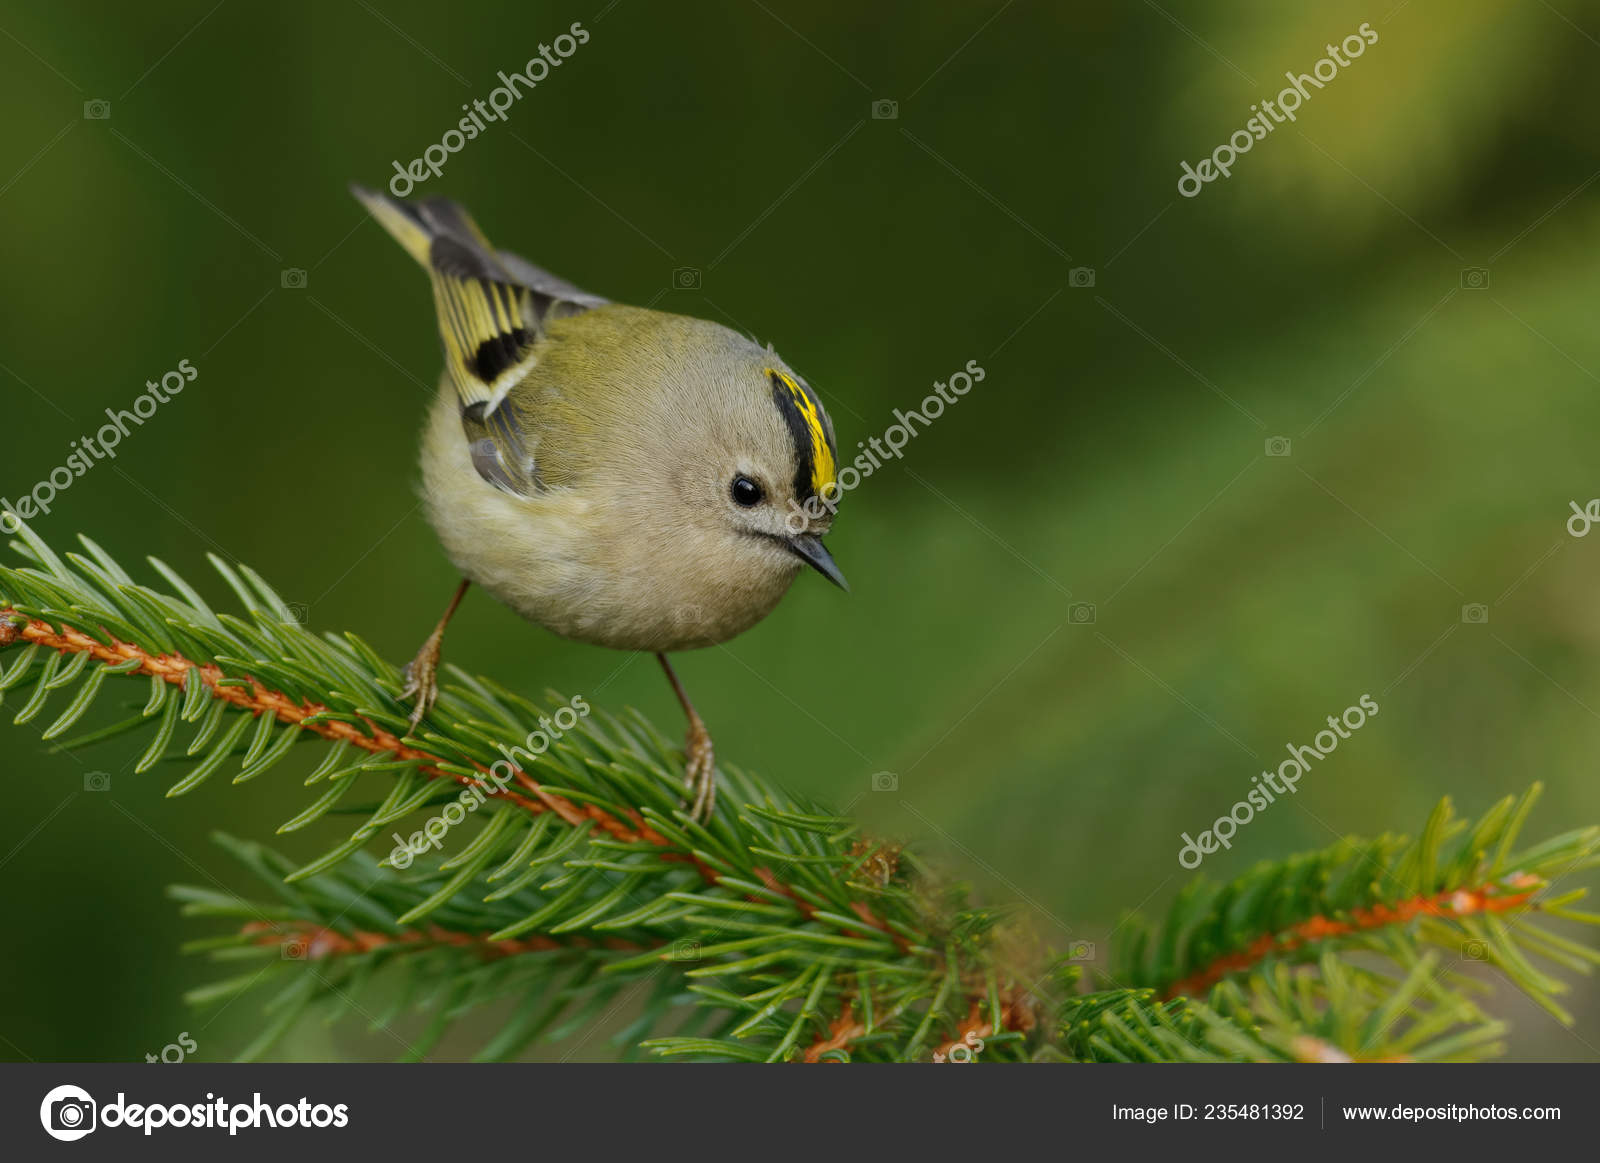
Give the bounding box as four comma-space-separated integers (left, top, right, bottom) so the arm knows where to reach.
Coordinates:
348, 182, 602, 496
349, 183, 513, 280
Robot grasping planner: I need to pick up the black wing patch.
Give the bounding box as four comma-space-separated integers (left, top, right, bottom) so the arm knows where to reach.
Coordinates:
350, 184, 608, 497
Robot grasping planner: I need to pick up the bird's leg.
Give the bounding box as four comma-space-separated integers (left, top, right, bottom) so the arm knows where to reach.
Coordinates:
657, 653, 716, 822
400, 578, 471, 731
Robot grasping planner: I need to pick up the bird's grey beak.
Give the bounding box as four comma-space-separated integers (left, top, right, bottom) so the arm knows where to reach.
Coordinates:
787, 533, 848, 591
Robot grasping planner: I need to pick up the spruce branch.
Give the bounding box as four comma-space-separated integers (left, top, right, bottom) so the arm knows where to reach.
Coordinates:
2, 517, 1599, 1062
1109, 786, 1600, 1023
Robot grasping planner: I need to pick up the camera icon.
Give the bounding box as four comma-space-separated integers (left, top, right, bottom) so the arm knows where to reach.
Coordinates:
870, 771, 899, 792
1462, 939, 1489, 961
871, 98, 899, 120
672, 266, 702, 290
1068, 602, 1096, 625
83, 99, 111, 120
1067, 939, 1096, 962
672, 938, 702, 963
1460, 267, 1490, 290
1265, 436, 1292, 457
280, 268, 308, 289
83, 771, 110, 792
281, 937, 309, 960
52, 1097, 94, 1129
1461, 603, 1489, 624
41, 1085, 97, 1141
1068, 266, 1096, 288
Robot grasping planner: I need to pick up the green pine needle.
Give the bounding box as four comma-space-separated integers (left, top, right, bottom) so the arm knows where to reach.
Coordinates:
3, 517, 1598, 1062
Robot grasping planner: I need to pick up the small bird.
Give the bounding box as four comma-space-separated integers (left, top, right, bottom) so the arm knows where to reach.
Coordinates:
352, 185, 845, 820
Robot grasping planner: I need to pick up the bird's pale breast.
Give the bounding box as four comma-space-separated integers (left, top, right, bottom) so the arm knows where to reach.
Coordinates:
419, 386, 799, 652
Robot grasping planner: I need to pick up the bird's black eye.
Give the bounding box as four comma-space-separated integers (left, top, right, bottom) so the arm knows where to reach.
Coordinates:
730, 475, 764, 507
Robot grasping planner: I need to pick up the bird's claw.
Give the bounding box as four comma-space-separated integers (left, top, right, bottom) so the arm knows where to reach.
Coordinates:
400, 636, 443, 733
683, 720, 716, 824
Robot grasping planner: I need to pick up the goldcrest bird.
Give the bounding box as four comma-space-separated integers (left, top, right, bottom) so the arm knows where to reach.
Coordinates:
351, 185, 845, 820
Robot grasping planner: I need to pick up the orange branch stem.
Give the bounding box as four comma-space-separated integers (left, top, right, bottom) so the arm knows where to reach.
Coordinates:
1162, 875, 1545, 999
241, 920, 653, 960
1, 613, 672, 844
0, 614, 939, 989
803, 1003, 866, 1062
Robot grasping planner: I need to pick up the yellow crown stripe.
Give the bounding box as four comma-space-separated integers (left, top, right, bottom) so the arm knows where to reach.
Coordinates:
771, 369, 836, 497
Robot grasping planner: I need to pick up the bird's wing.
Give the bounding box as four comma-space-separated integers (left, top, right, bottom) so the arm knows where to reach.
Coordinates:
351, 184, 606, 494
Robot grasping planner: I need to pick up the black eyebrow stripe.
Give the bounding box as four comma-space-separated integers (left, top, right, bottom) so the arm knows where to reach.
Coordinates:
769, 371, 818, 501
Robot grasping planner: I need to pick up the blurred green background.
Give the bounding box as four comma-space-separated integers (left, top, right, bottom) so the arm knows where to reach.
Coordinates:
3, 0, 1600, 1061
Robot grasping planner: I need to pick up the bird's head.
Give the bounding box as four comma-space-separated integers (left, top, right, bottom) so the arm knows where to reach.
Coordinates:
697, 362, 847, 591
563, 309, 850, 633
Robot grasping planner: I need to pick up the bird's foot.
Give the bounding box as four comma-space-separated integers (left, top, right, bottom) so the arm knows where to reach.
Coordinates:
682, 719, 717, 824
399, 633, 444, 732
